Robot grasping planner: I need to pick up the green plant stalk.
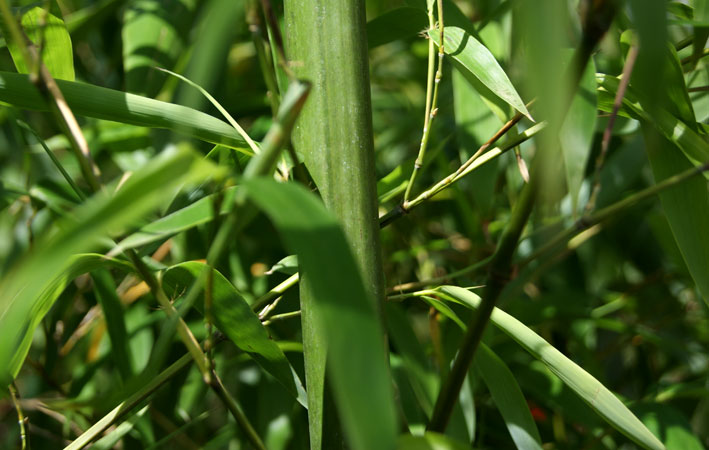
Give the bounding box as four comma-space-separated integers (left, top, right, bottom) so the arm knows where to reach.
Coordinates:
65, 353, 193, 450
586, 45, 639, 213
0, 71, 251, 152
285, 1, 388, 447
209, 372, 267, 450
262, 310, 301, 325
251, 273, 299, 312
246, 0, 280, 115
388, 255, 492, 293
380, 120, 545, 227
427, 172, 538, 432
523, 160, 709, 266
9, 383, 28, 450
404, 0, 444, 203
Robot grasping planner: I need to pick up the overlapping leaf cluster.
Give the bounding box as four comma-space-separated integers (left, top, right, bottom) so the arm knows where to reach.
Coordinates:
0, 1, 707, 449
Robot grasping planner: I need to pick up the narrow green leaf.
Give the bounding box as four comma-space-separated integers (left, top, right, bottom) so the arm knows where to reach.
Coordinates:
476, 343, 543, 450
111, 186, 238, 254
628, 9, 709, 305
65, 353, 193, 450
265, 255, 299, 276
366, 7, 428, 49
92, 269, 134, 380
3, 6, 75, 80
162, 261, 307, 406
596, 74, 709, 167
243, 177, 397, 450
560, 57, 597, 210
430, 26, 531, 120
0, 71, 252, 152
386, 303, 438, 417
642, 126, 709, 307
437, 285, 665, 450
158, 68, 260, 154
0, 147, 215, 385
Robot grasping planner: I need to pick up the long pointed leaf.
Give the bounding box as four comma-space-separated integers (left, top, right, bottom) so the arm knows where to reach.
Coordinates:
243, 177, 397, 450
0, 71, 251, 152
430, 27, 531, 120
437, 285, 665, 450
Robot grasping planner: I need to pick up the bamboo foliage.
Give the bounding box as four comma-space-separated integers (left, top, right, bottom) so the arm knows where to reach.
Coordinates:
0, 1, 708, 449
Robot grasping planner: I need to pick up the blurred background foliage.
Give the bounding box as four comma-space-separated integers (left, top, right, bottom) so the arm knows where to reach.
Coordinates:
0, 0, 708, 449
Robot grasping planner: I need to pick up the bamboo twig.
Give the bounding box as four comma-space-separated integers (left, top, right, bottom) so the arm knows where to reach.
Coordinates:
379, 120, 546, 228
404, 0, 445, 203
9, 383, 29, 450
522, 160, 709, 266
586, 45, 639, 213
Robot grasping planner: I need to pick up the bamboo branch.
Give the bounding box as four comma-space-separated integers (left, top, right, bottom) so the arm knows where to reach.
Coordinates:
404, 0, 445, 203
523, 160, 709, 266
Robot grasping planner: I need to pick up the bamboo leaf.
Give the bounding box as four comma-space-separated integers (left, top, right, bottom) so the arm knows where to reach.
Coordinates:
265, 255, 299, 276
111, 186, 238, 254
243, 177, 397, 450
642, 126, 709, 307
92, 269, 134, 380
0, 71, 252, 152
162, 261, 307, 407
476, 343, 543, 450
628, 6, 709, 305
2, 6, 75, 80
430, 27, 531, 120
0, 147, 215, 385
437, 285, 665, 450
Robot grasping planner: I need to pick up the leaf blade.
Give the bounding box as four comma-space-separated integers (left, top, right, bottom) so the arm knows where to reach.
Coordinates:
437, 285, 665, 450
430, 26, 531, 120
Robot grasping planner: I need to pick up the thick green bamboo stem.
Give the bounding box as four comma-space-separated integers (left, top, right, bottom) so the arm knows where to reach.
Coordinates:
285, 1, 386, 448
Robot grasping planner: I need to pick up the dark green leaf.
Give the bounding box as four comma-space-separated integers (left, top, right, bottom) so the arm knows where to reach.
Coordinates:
162, 261, 307, 406
243, 177, 397, 450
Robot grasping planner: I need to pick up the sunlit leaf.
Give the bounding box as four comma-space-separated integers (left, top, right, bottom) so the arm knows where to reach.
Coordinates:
430, 27, 531, 120
2, 6, 75, 80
